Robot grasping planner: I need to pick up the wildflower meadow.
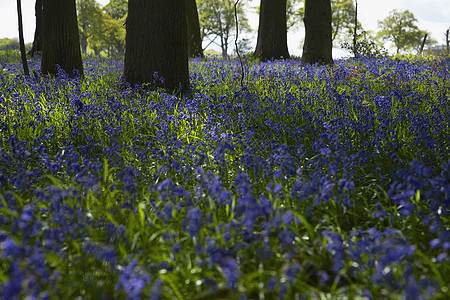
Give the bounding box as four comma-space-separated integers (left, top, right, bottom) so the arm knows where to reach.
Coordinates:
0, 51, 449, 299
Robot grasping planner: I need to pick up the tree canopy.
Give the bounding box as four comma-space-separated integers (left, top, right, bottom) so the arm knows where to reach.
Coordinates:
77, 0, 126, 55
103, 0, 127, 20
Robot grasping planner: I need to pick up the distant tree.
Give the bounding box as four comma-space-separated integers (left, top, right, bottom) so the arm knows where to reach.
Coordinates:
77, 0, 125, 55
301, 0, 333, 65
124, 0, 189, 93
197, 0, 250, 58
91, 14, 126, 55
186, 0, 203, 57
103, 0, 127, 20
377, 9, 428, 54
331, 0, 357, 42
254, 0, 290, 60
41, 0, 83, 76
28, 0, 42, 56
77, 0, 103, 53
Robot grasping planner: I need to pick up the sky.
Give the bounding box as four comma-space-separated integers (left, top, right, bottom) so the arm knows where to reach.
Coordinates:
0, 0, 449, 57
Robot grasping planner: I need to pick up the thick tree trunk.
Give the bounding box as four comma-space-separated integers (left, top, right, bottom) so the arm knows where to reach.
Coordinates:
186, 0, 203, 58
41, 0, 83, 76
254, 0, 290, 61
301, 0, 333, 65
29, 0, 42, 57
124, 0, 189, 93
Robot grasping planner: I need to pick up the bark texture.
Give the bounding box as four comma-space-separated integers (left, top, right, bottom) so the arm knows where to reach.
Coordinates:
186, 0, 203, 57
124, 0, 189, 92
41, 0, 84, 76
301, 0, 333, 65
29, 0, 42, 57
254, 0, 290, 60
124, 0, 189, 93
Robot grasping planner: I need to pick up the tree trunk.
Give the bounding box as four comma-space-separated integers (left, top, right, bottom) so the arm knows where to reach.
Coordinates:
254, 0, 290, 61
301, 0, 333, 65
186, 0, 203, 58
29, 0, 42, 57
446, 29, 449, 55
41, 0, 84, 76
124, 0, 189, 94
352, 0, 357, 57
80, 35, 88, 54
17, 0, 29, 76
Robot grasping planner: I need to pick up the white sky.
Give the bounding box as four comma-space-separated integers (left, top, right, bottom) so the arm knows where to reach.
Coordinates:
0, 0, 449, 57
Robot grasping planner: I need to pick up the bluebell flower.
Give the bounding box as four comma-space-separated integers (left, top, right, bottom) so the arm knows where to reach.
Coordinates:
150, 278, 163, 300
1, 260, 22, 300
285, 263, 301, 284
278, 282, 287, 299
1, 237, 20, 257
278, 228, 295, 247
317, 270, 329, 285
267, 276, 277, 292
404, 276, 423, 300
220, 256, 242, 288
282, 210, 294, 225
184, 207, 203, 237
436, 252, 447, 262
83, 242, 118, 265
116, 260, 151, 300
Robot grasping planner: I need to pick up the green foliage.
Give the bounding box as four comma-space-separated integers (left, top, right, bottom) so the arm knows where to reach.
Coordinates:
103, 0, 128, 20
76, 0, 126, 55
331, 0, 357, 42
286, 0, 303, 31
377, 9, 430, 54
0, 38, 19, 50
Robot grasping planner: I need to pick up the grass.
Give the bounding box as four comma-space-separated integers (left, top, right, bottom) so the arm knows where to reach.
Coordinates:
0, 50, 449, 299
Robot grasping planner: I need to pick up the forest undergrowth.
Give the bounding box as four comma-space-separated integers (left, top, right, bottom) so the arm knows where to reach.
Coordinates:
0, 51, 449, 299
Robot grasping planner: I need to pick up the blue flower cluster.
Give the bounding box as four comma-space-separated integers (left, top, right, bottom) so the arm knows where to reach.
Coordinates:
0, 51, 448, 299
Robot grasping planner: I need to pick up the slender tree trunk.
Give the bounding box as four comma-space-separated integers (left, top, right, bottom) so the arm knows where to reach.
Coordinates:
301, 0, 333, 65
419, 34, 427, 56
353, 0, 358, 57
254, 0, 290, 61
41, 0, 83, 76
29, 0, 42, 57
186, 0, 203, 58
17, 0, 29, 76
80, 34, 88, 54
222, 40, 228, 59
446, 29, 449, 55
124, 0, 189, 93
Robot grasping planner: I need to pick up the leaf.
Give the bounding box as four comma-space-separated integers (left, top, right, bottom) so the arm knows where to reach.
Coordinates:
292, 211, 317, 238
